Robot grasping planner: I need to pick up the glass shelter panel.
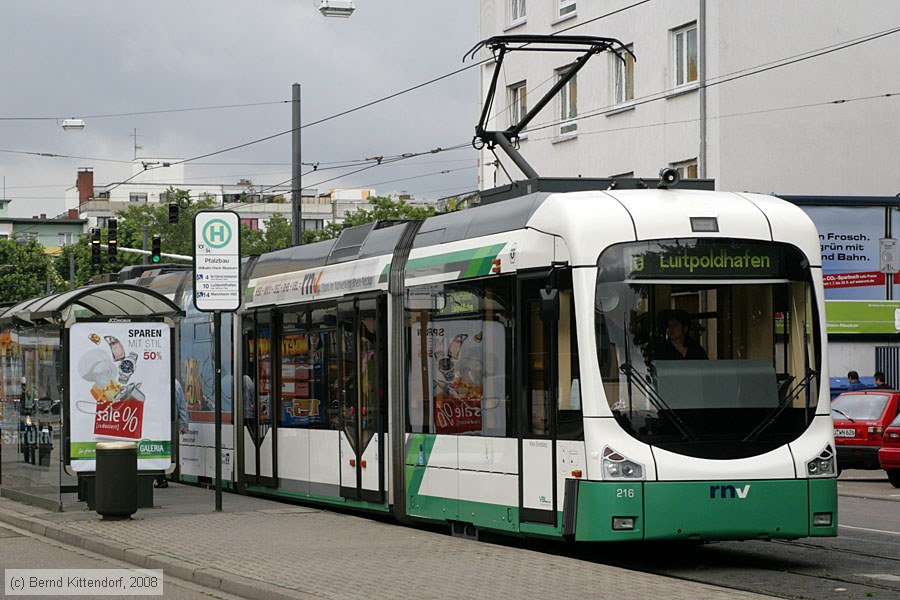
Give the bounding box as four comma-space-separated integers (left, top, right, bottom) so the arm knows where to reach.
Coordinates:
1, 325, 64, 509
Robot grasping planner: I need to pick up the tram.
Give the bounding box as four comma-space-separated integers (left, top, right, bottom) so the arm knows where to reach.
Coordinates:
235, 177, 838, 542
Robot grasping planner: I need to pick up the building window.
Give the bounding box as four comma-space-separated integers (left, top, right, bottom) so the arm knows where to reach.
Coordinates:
670, 159, 699, 179
57, 233, 74, 246
610, 45, 634, 104
159, 192, 168, 203
241, 218, 259, 230
557, 65, 578, 136
129, 193, 148, 203
302, 219, 324, 231
673, 23, 698, 87
96, 217, 110, 229
508, 81, 527, 128
509, 0, 525, 24
558, 0, 576, 19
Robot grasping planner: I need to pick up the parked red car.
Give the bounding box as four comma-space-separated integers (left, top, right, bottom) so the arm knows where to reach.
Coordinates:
878, 412, 900, 488
831, 390, 900, 472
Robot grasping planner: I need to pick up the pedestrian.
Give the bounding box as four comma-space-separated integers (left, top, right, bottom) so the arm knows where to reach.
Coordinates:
37, 420, 53, 466
156, 379, 188, 488
22, 416, 37, 464
874, 371, 892, 390
846, 370, 867, 391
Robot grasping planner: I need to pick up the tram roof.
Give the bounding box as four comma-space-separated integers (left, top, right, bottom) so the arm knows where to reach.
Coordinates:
0, 283, 182, 326
247, 193, 555, 280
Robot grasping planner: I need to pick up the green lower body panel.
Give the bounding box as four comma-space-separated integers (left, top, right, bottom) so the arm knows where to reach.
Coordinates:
245, 485, 390, 514
808, 477, 839, 537
572, 478, 838, 542
407, 484, 520, 534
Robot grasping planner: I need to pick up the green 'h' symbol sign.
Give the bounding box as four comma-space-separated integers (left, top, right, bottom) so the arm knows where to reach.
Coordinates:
202, 219, 232, 249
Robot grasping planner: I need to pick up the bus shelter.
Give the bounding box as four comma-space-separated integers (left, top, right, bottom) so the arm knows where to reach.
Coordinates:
0, 284, 180, 511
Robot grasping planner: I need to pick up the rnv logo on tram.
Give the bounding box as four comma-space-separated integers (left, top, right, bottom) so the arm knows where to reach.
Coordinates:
709, 484, 751, 499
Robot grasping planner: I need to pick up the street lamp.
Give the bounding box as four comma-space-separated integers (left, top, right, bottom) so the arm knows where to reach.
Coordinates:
316, 0, 355, 18
60, 118, 85, 131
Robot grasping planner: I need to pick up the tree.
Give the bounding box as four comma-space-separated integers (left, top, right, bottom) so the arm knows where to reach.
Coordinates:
303, 195, 436, 243
0, 238, 60, 303
343, 195, 436, 226
242, 212, 292, 255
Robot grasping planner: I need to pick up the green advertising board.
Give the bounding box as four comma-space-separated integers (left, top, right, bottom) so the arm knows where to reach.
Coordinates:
825, 300, 900, 335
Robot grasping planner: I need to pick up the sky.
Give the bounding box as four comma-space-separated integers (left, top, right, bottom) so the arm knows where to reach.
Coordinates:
0, 1, 481, 218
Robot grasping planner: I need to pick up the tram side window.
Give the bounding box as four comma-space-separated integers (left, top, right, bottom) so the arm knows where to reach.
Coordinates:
406, 277, 514, 437
276, 307, 340, 430
256, 313, 273, 428
556, 291, 582, 440
525, 284, 582, 440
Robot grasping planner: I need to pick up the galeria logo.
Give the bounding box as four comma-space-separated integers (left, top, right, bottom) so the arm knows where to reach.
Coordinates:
709, 484, 750, 499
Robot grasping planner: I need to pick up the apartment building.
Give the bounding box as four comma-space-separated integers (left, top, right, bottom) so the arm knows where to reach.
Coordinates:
477, 0, 900, 195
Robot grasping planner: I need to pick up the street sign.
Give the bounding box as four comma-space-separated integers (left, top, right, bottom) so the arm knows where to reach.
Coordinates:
193, 211, 241, 312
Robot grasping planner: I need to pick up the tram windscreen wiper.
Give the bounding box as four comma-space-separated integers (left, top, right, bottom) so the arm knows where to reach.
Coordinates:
743, 369, 817, 442
619, 363, 697, 442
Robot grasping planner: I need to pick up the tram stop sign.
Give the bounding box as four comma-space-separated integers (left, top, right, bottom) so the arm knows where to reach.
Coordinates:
193, 211, 241, 312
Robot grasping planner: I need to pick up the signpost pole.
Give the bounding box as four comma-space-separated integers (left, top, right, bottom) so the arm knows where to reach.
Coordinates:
214, 310, 222, 511
193, 210, 241, 513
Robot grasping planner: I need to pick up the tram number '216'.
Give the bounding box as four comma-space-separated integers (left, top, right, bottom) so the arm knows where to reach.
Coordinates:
616, 488, 635, 498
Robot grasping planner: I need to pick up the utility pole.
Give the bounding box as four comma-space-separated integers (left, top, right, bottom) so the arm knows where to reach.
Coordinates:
292, 83, 303, 246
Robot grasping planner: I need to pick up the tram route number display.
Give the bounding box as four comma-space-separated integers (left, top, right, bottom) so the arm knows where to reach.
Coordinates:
67, 321, 172, 473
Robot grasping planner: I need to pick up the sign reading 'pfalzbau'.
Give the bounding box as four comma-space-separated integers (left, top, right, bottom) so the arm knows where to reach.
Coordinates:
193, 211, 241, 312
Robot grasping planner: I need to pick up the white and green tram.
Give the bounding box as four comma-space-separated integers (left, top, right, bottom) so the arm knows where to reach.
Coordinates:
236, 178, 838, 542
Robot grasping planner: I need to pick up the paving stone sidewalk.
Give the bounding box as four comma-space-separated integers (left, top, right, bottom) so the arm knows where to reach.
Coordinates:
0, 484, 776, 600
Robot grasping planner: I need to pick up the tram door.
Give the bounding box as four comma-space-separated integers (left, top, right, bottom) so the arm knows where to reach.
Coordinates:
518, 276, 558, 525
242, 311, 276, 487
338, 296, 386, 502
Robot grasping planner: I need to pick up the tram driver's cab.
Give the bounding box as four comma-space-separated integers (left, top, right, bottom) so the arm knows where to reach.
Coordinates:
596, 238, 822, 459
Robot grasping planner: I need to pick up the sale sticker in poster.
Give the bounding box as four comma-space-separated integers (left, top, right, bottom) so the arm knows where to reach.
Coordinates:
68, 321, 172, 472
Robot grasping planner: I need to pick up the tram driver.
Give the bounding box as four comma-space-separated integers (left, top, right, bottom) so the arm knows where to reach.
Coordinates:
645, 309, 707, 362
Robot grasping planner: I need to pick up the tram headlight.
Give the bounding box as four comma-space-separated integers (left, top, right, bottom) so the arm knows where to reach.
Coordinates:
805, 445, 836, 478
601, 446, 645, 480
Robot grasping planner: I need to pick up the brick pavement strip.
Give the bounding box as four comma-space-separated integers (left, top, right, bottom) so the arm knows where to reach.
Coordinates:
0, 495, 776, 600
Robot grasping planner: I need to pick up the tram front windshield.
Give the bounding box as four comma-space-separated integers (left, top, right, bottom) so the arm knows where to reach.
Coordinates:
595, 239, 821, 459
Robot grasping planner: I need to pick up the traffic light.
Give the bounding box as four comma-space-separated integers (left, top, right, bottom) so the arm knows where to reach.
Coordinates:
90, 228, 101, 268
107, 219, 117, 264
168, 203, 179, 224
150, 234, 162, 264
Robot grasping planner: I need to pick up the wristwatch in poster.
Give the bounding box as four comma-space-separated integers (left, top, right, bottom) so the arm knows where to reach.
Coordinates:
117, 352, 138, 384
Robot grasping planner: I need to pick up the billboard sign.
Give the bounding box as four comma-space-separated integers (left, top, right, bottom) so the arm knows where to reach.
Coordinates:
67, 320, 173, 473
799, 205, 900, 334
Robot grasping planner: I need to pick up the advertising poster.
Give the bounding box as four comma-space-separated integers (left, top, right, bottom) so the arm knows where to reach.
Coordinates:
409, 320, 506, 435
799, 205, 899, 334
68, 321, 172, 472
177, 290, 235, 480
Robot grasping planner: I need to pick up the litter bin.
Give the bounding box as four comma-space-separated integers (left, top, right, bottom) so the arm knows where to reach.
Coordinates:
95, 441, 138, 519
